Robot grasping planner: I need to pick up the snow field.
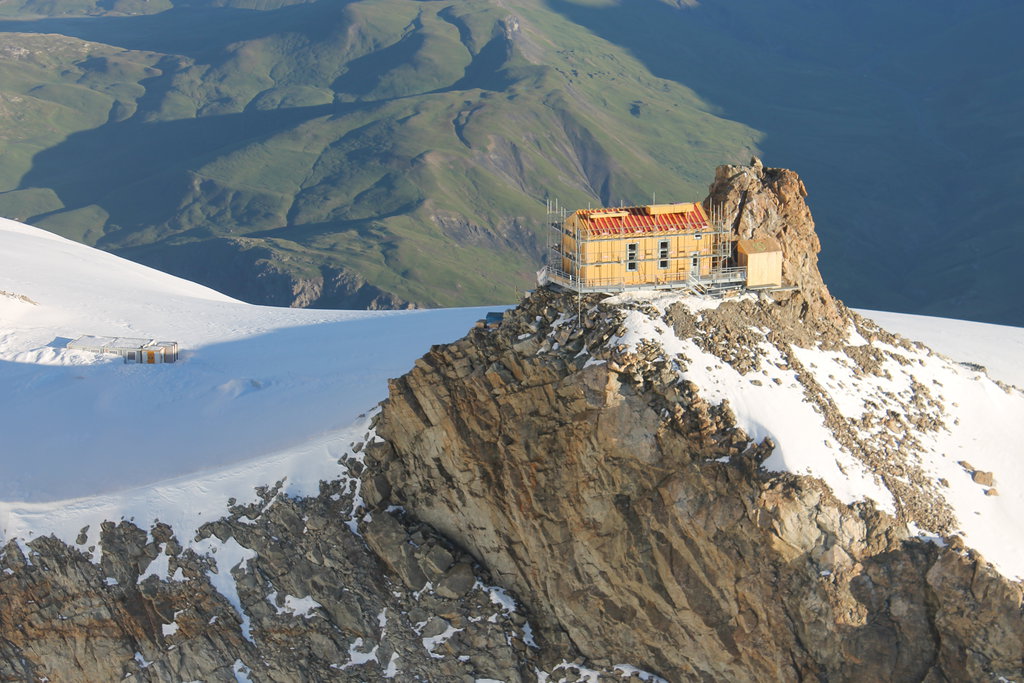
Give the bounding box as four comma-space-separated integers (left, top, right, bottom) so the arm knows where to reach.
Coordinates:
0, 217, 494, 502
0, 218, 669, 680
602, 292, 1024, 581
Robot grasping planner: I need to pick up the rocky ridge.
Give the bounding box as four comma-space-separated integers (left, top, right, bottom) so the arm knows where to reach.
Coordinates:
0, 446, 640, 682
363, 284, 1023, 682
705, 158, 841, 329
359, 163, 1024, 680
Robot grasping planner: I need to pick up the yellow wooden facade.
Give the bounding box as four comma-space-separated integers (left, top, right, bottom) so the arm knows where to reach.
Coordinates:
558, 203, 718, 289
736, 238, 783, 288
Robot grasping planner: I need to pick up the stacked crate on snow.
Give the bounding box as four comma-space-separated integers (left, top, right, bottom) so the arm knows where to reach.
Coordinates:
67, 336, 178, 363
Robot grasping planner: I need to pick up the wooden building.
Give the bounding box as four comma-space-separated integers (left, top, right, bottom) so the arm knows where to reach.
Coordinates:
737, 238, 783, 288
68, 336, 179, 363
546, 202, 737, 292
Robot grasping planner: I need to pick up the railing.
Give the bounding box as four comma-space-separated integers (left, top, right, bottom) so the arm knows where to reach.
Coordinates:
540, 265, 748, 295
702, 267, 747, 285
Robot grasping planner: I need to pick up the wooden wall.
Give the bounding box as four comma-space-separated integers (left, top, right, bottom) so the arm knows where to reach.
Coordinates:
561, 219, 716, 288
737, 241, 783, 288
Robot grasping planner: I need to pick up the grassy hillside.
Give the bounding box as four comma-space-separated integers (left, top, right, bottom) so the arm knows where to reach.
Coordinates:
0, 0, 757, 308
0, 0, 1019, 323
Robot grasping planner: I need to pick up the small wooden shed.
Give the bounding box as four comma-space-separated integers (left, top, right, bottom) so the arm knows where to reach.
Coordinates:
737, 238, 783, 288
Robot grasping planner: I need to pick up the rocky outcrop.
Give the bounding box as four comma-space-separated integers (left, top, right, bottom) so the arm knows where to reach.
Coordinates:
116, 239, 413, 310
363, 287, 1024, 681
0, 473, 564, 682
706, 158, 842, 329
5, 163, 1020, 682
290, 266, 414, 310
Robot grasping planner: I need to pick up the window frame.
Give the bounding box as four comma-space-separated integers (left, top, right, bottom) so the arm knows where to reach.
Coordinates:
658, 239, 670, 269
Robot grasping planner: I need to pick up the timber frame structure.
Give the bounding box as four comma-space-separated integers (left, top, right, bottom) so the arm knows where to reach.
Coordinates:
540, 200, 753, 296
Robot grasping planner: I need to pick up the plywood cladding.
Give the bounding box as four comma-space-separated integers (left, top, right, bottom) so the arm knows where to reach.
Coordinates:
558, 203, 717, 289
737, 238, 783, 288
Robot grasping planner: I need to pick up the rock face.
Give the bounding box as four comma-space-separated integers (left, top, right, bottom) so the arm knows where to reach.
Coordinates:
364, 288, 1024, 681
706, 158, 841, 329
3, 163, 1021, 682
117, 239, 413, 310
0, 475, 559, 682
363, 156, 1024, 682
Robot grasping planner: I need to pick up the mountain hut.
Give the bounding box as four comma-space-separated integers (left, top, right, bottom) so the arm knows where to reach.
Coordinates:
544, 202, 745, 293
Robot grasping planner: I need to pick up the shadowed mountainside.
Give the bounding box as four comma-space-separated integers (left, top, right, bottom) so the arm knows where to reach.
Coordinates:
0, 0, 757, 308
0, 0, 1020, 322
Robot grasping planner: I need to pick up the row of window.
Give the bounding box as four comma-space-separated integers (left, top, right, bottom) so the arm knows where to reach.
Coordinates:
625, 240, 700, 272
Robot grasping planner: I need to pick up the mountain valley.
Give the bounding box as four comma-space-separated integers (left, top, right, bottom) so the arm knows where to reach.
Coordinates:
0, 0, 1020, 323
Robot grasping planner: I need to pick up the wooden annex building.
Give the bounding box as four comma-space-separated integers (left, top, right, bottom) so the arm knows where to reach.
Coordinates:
737, 237, 783, 288
542, 201, 782, 295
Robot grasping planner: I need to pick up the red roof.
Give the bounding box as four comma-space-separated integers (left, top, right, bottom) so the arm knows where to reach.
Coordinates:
574, 202, 709, 237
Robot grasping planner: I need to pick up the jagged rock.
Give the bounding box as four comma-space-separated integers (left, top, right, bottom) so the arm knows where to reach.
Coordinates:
361, 473, 391, 508
973, 470, 995, 487
418, 544, 455, 580
0, 477, 566, 681
437, 562, 476, 599
420, 616, 451, 639
364, 286, 1024, 682
705, 160, 842, 331
363, 511, 429, 591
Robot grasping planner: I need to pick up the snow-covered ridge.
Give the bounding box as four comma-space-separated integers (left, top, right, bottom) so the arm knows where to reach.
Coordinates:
0, 217, 493, 506
2, 216, 1021, 581
858, 308, 1024, 389
596, 290, 1024, 581
0, 216, 552, 678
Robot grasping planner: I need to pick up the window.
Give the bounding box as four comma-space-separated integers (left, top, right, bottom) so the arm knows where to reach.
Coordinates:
626, 243, 638, 271
691, 256, 700, 274
658, 240, 670, 269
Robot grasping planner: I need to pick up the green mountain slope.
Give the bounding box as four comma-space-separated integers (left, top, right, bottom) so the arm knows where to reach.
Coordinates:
0, 0, 1019, 324
0, 0, 757, 308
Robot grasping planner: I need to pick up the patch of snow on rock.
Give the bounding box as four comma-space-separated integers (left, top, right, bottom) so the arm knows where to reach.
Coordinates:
232, 659, 253, 683
192, 536, 257, 642
606, 292, 1024, 580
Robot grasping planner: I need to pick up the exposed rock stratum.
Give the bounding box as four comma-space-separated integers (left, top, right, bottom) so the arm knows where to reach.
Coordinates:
2, 163, 1021, 682
363, 163, 1024, 680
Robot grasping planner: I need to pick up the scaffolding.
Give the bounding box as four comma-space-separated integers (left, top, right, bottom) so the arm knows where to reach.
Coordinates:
540, 200, 747, 296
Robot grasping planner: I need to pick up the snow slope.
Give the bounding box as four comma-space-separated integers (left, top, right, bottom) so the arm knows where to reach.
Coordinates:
602, 291, 1024, 581
859, 309, 1024, 388
1, 217, 1022, 589
0, 218, 493, 506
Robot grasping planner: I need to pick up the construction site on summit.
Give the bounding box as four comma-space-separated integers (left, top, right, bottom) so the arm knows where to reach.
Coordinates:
539, 164, 796, 297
